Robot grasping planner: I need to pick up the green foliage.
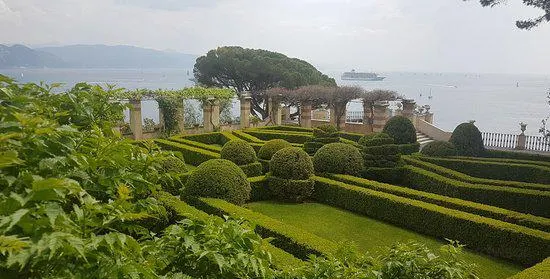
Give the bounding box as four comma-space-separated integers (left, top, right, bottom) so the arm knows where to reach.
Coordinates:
270, 148, 314, 180
312, 176, 550, 266
312, 124, 338, 137
157, 97, 182, 136
158, 152, 188, 173
245, 130, 313, 144
469, 0, 550, 30
258, 139, 293, 160
402, 165, 550, 217
248, 176, 272, 202
397, 142, 421, 155
450, 122, 485, 157
421, 141, 457, 157
358, 132, 394, 146
382, 116, 417, 144
220, 139, 257, 165
329, 172, 550, 233
184, 159, 251, 205
313, 143, 363, 176
483, 149, 550, 162
404, 155, 550, 192
193, 46, 336, 118
507, 257, 550, 279
191, 197, 339, 260
240, 162, 264, 177
155, 139, 220, 166
268, 175, 315, 203
419, 156, 550, 184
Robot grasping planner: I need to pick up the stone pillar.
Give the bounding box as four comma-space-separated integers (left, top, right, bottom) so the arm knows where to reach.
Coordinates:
516, 122, 527, 150
176, 100, 185, 133
300, 101, 312, 128
240, 94, 252, 129
312, 109, 329, 120
268, 97, 282, 125
203, 99, 220, 132
401, 99, 416, 122
424, 113, 434, 124
282, 106, 291, 122
129, 99, 143, 140
372, 102, 389, 133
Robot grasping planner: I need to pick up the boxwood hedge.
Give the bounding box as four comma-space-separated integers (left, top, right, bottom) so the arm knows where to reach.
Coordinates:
244, 130, 313, 144
155, 139, 220, 166
312, 176, 550, 266
507, 257, 550, 279
483, 149, 550, 162
313, 143, 363, 176
220, 139, 258, 166
239, 162, 263, 177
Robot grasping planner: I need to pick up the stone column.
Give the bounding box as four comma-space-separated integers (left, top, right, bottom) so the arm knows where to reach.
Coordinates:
329, 106, 346, 129
300, 101, 312, 128
129, 99, 143, 140
268, 97, 282, 125
176, 99, 185, 133
372, 102, 389, 133
282, 106, 291, 123
516, 122, 527, 150
240, 94, 252, 129
401, 99, 416, 122
203, 99, 219, 132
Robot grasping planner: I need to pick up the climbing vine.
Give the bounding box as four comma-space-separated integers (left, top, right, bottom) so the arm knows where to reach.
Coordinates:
156, 97, 182, 136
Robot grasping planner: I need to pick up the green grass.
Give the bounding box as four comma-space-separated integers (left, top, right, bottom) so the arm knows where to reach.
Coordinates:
246, 201, 522, 279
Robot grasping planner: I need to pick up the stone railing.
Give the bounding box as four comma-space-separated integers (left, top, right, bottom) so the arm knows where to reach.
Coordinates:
415, 119, 452, 141
482, 132, 550, 152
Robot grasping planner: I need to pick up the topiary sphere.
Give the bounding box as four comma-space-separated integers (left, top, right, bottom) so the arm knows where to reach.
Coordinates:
220, 139, 257, 165
270, 147, 314, 180
450, 122, 485, 156
258, 139, 292, 160
358, 132, 394, 146
159, 152, 188, 173
184, 159, 251, 205
420, 141, 457, 157
313, 143, 364, 175
382, 116, 417, 144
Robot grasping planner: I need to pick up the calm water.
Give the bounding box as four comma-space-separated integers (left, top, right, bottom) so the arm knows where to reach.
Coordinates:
2, 68, 549, 135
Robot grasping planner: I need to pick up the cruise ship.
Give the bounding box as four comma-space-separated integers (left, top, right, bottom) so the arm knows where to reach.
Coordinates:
341, 70, 385, 81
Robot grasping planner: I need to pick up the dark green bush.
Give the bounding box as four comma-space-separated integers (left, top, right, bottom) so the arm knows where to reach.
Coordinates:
421, 141, 457, 157
312, 176, 550, 266
418, 156, 550, 185
508, 257, 550, 279
248, 176, 271, 202
483, 149, 550, 162
158, 172, 190, 195
358, 132, 394, 146
359, 167, 405, 185
313, 124, 339, 138
258, 139, 292, 160
402, 165, 550, 217
313, 143, 363, 175
184, 159, 251, 205
270, 147, 314, 180
155, 139, 220, 166
450, 122, 485, 156
239, 162, 263, 177
244, 130, 313, 144
220, 139, 257, 165
397, 142, 421, 155
268, 175, 315, 203
158, 152, 188, 173
382, 116, 417, 144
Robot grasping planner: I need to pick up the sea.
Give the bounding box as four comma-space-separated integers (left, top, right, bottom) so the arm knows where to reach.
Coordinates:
1, 68, 549, 136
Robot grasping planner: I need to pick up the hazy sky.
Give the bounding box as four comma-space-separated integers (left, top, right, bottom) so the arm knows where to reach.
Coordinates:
1, 0, 549, 74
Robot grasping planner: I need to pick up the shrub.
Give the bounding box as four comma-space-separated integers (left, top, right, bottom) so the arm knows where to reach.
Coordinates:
184, 159, 251, 205
258, 139, 292, 160
483, 149, 550, 162
268, 175, 315, 203
450, 122, 485, 156
239, 162, 263, 177
244, 130, 313, 144
397, 142, 421, 155
313, 143, 363, 175
270, 147, 314, 180
155, 139, 220, 166
313, 124, 339, 138
383, 116, 417, 144
358, 132, 394, 146
158, 152, 188, 173
312, 176, 550, 266
421, 141, 457, 157
220, 139, 257, 165
508, 257, 550, 279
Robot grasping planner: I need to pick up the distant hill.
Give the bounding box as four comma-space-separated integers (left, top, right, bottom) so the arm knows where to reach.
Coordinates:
0, 44, 197, 69
0, 44, 67, 68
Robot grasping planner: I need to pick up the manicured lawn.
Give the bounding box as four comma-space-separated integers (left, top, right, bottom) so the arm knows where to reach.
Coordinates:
246, 201, 522, 279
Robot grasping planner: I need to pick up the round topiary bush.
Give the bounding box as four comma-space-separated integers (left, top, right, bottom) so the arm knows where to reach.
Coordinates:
313, 143, 364, 175
450, 122, 485, 156
382, 116, 417, 144
220, 139, 257, 165
258, 139, 292, 160
421, 141, 457, 157
184, 159, 251, 205
270, 147, 314, 180
159, 152, 188, 173
358, 132, 394, 146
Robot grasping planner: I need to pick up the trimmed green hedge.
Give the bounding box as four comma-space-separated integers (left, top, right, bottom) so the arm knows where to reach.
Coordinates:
404, 156, 550, 192
170, 137, 222, 153
313, 143, 363, 176
258, 139, 293, 160
402, 165, 550, 217
158, 172, 190, 196
240, 162, 263, 177
484, 149, 550, 162
397, 142, 421, 155
249, 175, 271, 201
155, 139, 220, 166
312, 176, 550, 266
359, 167, 405, 185
421, 141, 457, 157
270, 147, 314, 180
180, 132, 222, 145
244, 130, 313, 144
383, 115, 417, 144
257, 125, 313, 133
220, 139, 257, 165
190, 197, 339, 260
338, 131, 364, 142
267, 175, 314, 203
418, 156, 550, 184
328, 173, 550, 233
232, 130, 266, 143
507, 257, 550, 279
451, 155, 550, 168
450, 122, 485, 156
